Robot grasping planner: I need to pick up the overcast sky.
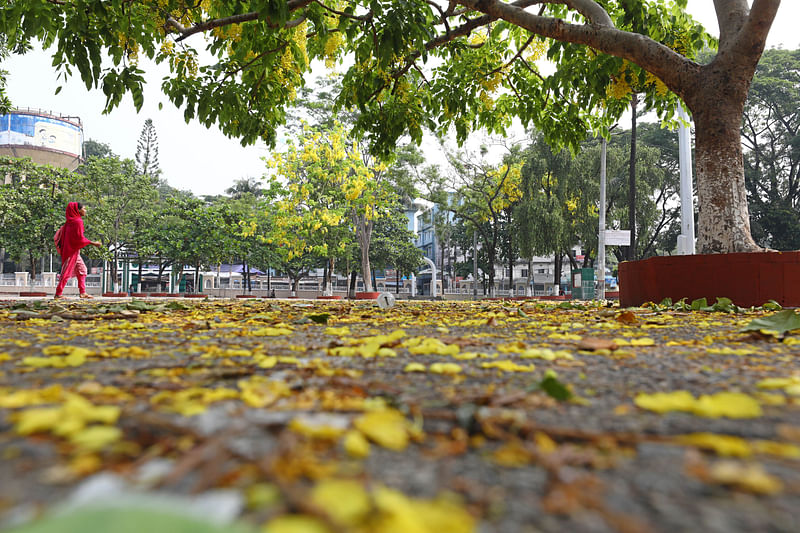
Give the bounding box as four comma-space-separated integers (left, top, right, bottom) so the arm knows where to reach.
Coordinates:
4, 2, 799, 197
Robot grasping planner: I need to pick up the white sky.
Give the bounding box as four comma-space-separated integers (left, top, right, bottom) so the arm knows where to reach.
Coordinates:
4, 1, 799, 196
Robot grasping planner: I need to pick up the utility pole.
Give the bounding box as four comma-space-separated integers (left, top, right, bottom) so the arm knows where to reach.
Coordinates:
627, 94, 638, 261
597, 137, 607, 300
472, 229, 478, 299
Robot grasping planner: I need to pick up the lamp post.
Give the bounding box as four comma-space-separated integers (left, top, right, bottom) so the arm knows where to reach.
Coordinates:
597, 136, 607, 300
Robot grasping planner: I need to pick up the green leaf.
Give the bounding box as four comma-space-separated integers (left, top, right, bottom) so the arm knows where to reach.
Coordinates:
672, 298, 689, 311
127, 300, 154, 311
741, 310, 800, 336
5, 507, 256, 533
539, 374, 572, 402
711, 297, 736, 313
306, 313, 331, 324
762, 300, 782, 311
690, 297, 707, 311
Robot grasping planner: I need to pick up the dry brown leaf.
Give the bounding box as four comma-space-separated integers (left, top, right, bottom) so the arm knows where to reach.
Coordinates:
616, 311, 639, 325
577, 337, 619, 351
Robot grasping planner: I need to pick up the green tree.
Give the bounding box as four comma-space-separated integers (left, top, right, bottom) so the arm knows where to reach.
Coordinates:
75, 155, 158, 291
429, 147, 523, 297
369, 206, 424, 291
269, 122, 393, 293
0, 36, 12, 114
743, 48, 800, 251
83, 139, 115, 159
135, 118, 160, 180
1, 1, 781, 255
516, 136, 582, 289
0, 157, 71, 280
225, 177, 263, 200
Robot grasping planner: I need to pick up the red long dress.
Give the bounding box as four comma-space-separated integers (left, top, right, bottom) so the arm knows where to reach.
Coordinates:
55, 202, 93, 296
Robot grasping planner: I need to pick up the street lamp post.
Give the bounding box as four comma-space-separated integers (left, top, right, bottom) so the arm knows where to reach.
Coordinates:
597, 137, 607, 300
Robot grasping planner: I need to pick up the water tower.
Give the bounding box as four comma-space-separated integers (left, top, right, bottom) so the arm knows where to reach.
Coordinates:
0, 108, 83, 171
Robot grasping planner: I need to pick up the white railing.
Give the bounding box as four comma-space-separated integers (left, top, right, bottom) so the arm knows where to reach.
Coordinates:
443, 288, 472, 295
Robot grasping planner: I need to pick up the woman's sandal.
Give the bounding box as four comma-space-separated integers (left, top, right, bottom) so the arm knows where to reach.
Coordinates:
79, 294, 94, 299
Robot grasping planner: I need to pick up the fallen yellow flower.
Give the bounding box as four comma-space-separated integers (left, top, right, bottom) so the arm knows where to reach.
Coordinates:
481, 360, 535, 372
354, 409, 411, 451
634, 390, 762, 418
429, 362, 462, 374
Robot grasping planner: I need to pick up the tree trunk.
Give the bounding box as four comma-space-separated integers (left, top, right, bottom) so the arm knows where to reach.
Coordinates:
526, 258, 533, 297
348, 270, 357, 298
691, 86, 761, 253
440, 239, 446, 289
245, 260, 250, 294
322, 262, 328, 294
327, 258, 335, 296
112, 250, 119, 292
508, 245, 514, 296
157, 258, 167, 291
487, 248, 496, 297
357, 217, 374, 292
29, 250, 36, 284
553, 254, 562, 295
137, 259, 143, 293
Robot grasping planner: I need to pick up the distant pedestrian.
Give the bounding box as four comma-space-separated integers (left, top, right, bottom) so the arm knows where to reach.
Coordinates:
54, 202, 102, 299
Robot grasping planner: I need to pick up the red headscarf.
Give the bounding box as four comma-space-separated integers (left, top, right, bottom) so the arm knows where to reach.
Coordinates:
59, 202, 93, 259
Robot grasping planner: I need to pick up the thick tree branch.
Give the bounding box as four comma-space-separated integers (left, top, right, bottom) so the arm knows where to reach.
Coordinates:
167, 0, 315, 41
314, 0, 372, 22
458, 0, 699, 101
725, 0, 780, 70
426, 0, 540, 51
714, 0, 749, 49
554, 0, 613, 26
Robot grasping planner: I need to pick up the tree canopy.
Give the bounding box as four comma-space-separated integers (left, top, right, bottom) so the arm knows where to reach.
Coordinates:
743, 48, 800, 250
0, 0, 781, 253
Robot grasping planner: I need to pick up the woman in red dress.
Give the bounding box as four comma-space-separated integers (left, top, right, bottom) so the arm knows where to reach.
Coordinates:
54, 202, 102, 299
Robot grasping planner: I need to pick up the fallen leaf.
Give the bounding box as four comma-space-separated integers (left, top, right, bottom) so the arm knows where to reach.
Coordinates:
576, 338, 618, 351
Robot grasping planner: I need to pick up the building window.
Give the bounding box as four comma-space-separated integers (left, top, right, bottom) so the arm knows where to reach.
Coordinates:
521, 269, 528, 278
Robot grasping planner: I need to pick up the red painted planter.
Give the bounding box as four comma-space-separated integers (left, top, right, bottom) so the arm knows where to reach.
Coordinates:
537, 295, 569, 301
130, 293, 149, 298
619, 251, 800, 308
604, 291, 620, 300
355, 292, 381, 300
102, 292, 128, 298
150, 293, 172, 297
184, 294, 207, 299
236, 294, 257, 299
317, 295, 343, 300
19, 291, 47, 297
